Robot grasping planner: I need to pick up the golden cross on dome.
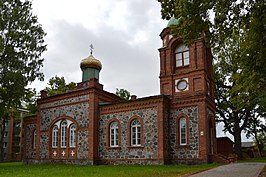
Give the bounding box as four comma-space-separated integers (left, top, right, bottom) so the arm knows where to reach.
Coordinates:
90, 44, 94, 55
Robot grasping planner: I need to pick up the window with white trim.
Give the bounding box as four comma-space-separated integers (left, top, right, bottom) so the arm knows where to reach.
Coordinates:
110, 122, 119, 147
52, 126, 58, 148
131, 119, 141, 146
3, 142, 8, 148
61, 121, 67, 148
69, 124, 76, 148
179, 117, 187, 145
175, 44, 189, 67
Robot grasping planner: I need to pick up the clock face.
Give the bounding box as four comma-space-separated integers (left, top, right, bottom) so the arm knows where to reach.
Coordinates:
177, 80, 188, 91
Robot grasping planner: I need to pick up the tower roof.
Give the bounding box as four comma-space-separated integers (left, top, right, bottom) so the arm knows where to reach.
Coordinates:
80, 54, 102, 71
167, 16, 182, 27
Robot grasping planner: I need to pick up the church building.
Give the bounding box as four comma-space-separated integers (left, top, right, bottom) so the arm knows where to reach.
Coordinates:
23, 19, 217, 165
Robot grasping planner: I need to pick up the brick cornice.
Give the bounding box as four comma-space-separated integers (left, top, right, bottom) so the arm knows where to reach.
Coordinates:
100, 95, 169, 114
23, 115, 37, 124
171, 97, 205, 107
38, 89, 89, 105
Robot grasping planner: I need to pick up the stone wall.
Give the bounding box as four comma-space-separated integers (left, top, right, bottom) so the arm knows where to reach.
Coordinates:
168, 106, 199, 164
25, 124, 36, 159
39, 95, 89, 160
98, 108, 160, 164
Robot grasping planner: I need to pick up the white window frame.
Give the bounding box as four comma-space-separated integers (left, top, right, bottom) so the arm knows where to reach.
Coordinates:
110, 122, 119, 147
175, 44, 190, 67
179, 117, 187, 145
52, 126, 58, 148
69, 124, 76, 148
3, 142, 8, 148
131, 119, 141, 146
61, 121, 67, 148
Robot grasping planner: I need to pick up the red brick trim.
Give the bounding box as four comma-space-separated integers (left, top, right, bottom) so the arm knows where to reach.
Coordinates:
176, 113, 190, 147
127, 116, 144, 148
39, 99, 89, 110
48, 116, 78, 159
106, 118, 121, 148
32, 129, 36, 150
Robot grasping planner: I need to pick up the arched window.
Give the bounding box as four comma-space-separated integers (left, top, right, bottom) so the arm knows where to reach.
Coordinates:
110, 122, 119, 147
175, 44, 189, 67
33, 130, 36, 149
131, 119, 141, 146
179, 117, 187, 145
69, 124, 76, 148
52, 126, 58, 148
61, 121, 67, 148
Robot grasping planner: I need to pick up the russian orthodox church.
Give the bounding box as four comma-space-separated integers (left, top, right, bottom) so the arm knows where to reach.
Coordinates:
23, 18, 217, 165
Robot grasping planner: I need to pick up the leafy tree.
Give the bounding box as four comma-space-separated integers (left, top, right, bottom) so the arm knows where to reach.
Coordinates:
157, 0, 266, 157
115, 88, 130, 100
25, 88, 38, 115
0, 0, 46, 161
245, 107, 266, 157
46, 76, 76, 96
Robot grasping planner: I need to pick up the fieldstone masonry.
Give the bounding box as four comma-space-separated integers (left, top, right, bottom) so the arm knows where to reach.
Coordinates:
168, 107, 199, 163
99, 108, 159, 164
25, 124, 36, 159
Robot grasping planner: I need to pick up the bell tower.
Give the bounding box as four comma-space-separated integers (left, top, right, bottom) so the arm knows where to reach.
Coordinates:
158, 19, 214, 102
158, 17, 217, 163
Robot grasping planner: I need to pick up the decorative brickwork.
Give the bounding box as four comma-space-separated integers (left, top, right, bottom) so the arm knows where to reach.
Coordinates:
40, 96, 89, 132
39, 95, 88, 109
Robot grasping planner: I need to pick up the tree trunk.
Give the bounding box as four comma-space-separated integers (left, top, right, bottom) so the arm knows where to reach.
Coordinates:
0, 118, 7, 162
254, 134, 262, 157
233, 122, 242, 158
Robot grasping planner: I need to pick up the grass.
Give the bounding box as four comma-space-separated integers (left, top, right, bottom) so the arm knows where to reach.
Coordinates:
0, 162, 218, 177
239, 157, 266, 163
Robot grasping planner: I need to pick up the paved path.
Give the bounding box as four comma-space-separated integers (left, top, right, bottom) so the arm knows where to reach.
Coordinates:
190, 162, 265, 177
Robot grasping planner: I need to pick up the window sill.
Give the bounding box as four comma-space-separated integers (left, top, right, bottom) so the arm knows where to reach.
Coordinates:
175, 65, 190, 68
107, 146, 121, 150
127, 146, 144, 150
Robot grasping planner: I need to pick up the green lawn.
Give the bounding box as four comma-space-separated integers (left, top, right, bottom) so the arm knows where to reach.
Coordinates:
239, 157, 266, 163
0, 162, 218, 177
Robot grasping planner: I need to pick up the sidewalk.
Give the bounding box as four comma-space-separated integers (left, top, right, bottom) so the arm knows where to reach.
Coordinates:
189, 162, 265, 177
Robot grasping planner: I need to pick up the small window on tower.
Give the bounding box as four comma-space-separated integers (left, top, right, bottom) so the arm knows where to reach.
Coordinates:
175, 44, 189, 67
175, 78, 189, 92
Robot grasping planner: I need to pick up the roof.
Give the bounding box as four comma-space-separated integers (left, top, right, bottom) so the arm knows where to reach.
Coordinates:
167, 16, 182, 27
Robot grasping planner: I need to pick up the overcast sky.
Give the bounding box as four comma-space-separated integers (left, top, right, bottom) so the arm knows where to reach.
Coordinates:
30, 0, 166, 99
29, 0, 250, 141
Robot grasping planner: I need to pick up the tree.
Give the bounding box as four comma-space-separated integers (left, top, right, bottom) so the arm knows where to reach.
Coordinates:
0, 0, 46, 161
245, 107, 266, 157
157, 0, 266, 157
45, 76, 76, 96
115, 88, 130, 100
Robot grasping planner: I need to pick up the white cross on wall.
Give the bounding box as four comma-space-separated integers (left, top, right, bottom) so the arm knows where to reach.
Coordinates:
61, 151, 65, 156
71, 151, 75, 156
53, 151, 57, 156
